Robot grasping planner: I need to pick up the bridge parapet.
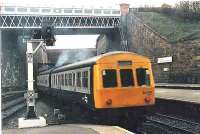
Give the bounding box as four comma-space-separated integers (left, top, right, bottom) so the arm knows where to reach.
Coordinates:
0, 6, 120, 29
0, 6, 120, 16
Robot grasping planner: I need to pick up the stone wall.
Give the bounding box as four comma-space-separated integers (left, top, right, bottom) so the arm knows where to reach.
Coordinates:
1, 30, 27, 91
127, 11, 200, 83
96, 29, 121, 55
169, 41, 200, 83
127, 12, 172, 82
96, 10, 200, 83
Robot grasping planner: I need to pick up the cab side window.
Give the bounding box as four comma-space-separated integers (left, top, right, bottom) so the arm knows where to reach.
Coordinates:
102, 69, 117, 88
136, 68, 150, 86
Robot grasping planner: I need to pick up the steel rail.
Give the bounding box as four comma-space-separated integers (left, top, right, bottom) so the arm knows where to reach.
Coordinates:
146, 113, 200, 134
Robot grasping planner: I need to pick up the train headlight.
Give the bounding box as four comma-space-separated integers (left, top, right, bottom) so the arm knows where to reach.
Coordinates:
106, 99, 112, 105
144, 96, 151, 103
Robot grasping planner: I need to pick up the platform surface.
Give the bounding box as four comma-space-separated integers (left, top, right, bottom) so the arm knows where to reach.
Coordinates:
156, 83, 200, 88
2, 124, 134, 134
156, 88, 200, 104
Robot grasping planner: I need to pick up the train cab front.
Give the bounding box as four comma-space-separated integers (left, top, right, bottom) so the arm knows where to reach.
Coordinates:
93, 53, 155, 109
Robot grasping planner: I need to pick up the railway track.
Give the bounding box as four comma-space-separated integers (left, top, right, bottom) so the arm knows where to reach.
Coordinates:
2, 91, 26, 120
141, 113, 200, 134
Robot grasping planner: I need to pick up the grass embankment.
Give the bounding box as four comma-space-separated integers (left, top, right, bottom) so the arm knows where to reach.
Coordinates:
139, 12, 200, 43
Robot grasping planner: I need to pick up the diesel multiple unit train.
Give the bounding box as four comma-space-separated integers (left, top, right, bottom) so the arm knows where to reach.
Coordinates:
37, 51, 155, 109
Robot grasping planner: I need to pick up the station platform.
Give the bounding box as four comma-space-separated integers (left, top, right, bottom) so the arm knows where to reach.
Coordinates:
2, 124, 134, 134
156, 88, 200, 104
156, 83, 200, 89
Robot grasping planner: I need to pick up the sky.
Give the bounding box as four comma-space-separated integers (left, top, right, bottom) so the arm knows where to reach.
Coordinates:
2, 0, 183, 8
2, 0, 184, 49
46, 35, 99, 49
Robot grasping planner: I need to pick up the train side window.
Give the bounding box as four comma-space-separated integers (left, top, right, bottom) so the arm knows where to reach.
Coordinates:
76, 72, 81, 87
60, 74, 62, 86
120, 69, 134, 87
69, 73, 72, 86
102, 69, 117, 88
82, 71, 88, 88
136, 68, 150, 86
62, 74, 64, 86
73, 73, 76, 86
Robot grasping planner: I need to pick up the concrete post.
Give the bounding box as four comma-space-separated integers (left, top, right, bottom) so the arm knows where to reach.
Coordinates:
25, 42, 38, 119
120, 3, 130, 51
18, 40, 46, 128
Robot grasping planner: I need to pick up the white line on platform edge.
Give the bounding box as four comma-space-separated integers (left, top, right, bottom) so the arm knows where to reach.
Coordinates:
114, 126, 135, 134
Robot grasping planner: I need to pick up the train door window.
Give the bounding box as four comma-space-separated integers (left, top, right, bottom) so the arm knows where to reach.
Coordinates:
60, 74, 61, 86
54, 75, 56, 87
66, 74, 69, 86
67, 74, 70, 86
65, 74, 67, 86
55, 75, 56, 86
52, 75, 54, 87
82, 71, 88, 88
62, 74, 64, 86
56, 75, 58, 86
120, 69, 134, 87
136, 68, 150, 86
102, 69, 117, 88
76, 72, 81, 87
57, 75, 58, 86
52, 75, 53, 86
57, 74, 60, 87
60, 74, 62, 86
59, 74, 61, 86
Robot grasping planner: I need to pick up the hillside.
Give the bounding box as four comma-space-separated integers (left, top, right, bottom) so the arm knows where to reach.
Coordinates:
137, 12, 200, 44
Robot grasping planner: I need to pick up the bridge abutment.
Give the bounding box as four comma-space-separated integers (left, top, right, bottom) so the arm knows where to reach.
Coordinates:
1, 30, 27, 92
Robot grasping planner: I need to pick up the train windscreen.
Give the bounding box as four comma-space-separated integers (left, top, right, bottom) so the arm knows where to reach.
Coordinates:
120, 69, 134, 87
102, 69, 117, 88
136, 68, 150, 86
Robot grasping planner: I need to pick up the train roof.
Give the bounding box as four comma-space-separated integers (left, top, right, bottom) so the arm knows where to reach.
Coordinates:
51, 51, 148, 73
39, 67, 55, 75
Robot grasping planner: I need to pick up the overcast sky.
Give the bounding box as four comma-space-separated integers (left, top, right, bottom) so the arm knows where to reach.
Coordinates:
2, 0, 183, 49
3, 0, 183, 8
46, 35, 99, 49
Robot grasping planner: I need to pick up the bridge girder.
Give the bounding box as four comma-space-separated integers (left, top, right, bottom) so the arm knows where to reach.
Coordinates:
0, 15, 120, 29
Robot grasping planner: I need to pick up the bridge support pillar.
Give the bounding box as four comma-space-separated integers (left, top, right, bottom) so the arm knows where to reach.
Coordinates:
120, 3, 129, 51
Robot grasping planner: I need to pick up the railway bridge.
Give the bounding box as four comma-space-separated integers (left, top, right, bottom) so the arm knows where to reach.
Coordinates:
0, 5, 121, 34
1, 3, 133, 132
0, 3, 130, 89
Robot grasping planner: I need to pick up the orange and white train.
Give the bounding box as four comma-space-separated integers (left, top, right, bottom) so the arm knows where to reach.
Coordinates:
37, 51, 155, 109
